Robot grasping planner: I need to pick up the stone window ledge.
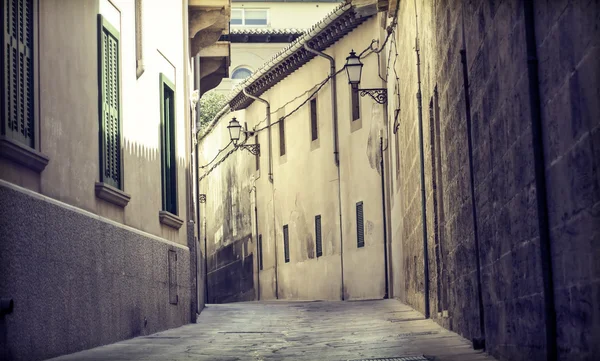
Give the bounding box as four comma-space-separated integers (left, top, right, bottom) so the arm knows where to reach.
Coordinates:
95, 182, 131, 207
0, 136, 49, 172
159, 210, 183, 229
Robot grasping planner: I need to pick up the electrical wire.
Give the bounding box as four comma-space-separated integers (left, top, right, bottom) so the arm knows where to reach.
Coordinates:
199, 140, 233, 169
198, 5, 402, 179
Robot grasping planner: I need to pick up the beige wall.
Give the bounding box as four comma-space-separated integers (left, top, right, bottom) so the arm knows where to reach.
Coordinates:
1, 0, 192, 246
213, 1, 340, 94
199, 16, 388, 301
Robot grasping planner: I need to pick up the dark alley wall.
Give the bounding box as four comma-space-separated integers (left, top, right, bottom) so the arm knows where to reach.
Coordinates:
391, 1, 599, 361
201, 155, 256, 304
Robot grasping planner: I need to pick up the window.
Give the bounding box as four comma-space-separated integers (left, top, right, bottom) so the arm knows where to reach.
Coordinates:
279, 117, 285, 156
351, 84, 360, 121
310, 98, 318, 141
315, 215, 322, 257
255, 135, 260, 171
134, 0, 144, 77
232, 67, 252, 80
258, 234, 263, 270
2, 0, 35, 148
160, 73, 177, 215
98, 15, 123, 189
283, 225, 290, 263
356, 201, 364, 248
231, 8, 268, 26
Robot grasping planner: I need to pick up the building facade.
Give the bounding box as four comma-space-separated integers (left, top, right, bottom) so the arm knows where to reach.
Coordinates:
198, 0, 600, 360
213, 0, 340, 94
0, 1, 230, 360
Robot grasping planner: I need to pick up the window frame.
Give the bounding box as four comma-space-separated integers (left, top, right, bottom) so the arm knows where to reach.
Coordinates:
283, 224, 290, 263
315, 215, 322, 258
134, 0, 144, 78
356, 201, 365, 248
258, 234, 263, 270
159, 73, 178, 216
230, 8, 269, 27
279, 117, 286, 156
310, 97, 318, 141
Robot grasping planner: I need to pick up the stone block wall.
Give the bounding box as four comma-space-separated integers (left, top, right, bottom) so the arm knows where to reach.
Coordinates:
0, 182, 191, 361
391, 1, 599, 360
535, 1, 600, 360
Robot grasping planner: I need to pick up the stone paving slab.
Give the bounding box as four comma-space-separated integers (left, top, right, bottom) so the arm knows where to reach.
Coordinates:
47, 299, 497, 361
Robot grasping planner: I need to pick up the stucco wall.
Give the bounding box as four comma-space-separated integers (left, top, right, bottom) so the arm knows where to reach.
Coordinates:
0, 1, 198, 359
199, 16, 387, 302
0, 0, 191, 246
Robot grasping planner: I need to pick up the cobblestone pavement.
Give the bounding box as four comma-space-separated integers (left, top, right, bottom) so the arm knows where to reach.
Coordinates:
48, 300, 497, 361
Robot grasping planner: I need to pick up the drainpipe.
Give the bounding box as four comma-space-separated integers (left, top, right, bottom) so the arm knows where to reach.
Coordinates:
243, 88, 278, 299
460, 48, 486, 350
523, 1, 557, 360
380, 137, 389, 299
194, 55, 206, 307
252, 186, 261, 301
415, 33, 430, 318
303, 43, 345, 300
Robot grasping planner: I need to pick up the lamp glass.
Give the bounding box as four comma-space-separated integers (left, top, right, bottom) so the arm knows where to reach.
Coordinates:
345, 50, 363, 85
227, 118, 242, 143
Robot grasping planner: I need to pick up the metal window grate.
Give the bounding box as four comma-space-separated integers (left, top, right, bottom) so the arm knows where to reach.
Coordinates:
310, 98, 318, 141
258, 234, 263, 270
356, 201, 364, 248
283, 225, 290, 263
315, 215, 322, 257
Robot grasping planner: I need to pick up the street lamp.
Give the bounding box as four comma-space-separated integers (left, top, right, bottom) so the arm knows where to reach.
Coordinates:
345, 49, 387, 104
227, 117, 260, 156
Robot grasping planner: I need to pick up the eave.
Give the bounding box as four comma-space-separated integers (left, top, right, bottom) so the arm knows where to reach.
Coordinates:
228, 4, 370, 111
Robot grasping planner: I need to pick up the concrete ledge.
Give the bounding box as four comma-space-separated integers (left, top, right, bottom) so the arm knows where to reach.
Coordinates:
95, 182, 131, 207
0, 136, 49, 172
159, 210, 184, 229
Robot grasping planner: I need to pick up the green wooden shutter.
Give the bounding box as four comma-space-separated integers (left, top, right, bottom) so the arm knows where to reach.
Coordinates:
99, 16, 121, 189
2, 0, 34, 147
160, 74, 177, 215
310, 98, 318, 141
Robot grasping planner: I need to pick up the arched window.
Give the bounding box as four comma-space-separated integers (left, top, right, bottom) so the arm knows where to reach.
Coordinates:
232, 67, 252, 80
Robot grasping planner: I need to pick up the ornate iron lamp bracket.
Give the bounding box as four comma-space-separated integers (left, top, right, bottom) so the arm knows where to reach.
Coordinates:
238, 144, 260, 156
359, 88, 388, 104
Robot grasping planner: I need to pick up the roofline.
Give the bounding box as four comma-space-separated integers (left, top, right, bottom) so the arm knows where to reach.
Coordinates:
198, 1, 372, 141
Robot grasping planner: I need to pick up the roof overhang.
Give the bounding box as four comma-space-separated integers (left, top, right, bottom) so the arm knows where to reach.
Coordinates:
190, 0, 232, 94
228, 4, 371, 110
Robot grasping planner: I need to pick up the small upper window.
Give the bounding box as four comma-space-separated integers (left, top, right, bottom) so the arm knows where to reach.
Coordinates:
232, 67, 252, 80
230, 8, 268, 27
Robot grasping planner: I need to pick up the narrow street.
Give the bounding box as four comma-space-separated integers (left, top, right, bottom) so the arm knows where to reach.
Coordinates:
48, 300, 494, 361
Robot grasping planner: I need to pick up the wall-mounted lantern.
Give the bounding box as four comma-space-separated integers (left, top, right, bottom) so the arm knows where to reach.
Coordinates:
227, 117, 260, 156
345, 49, 387, 104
